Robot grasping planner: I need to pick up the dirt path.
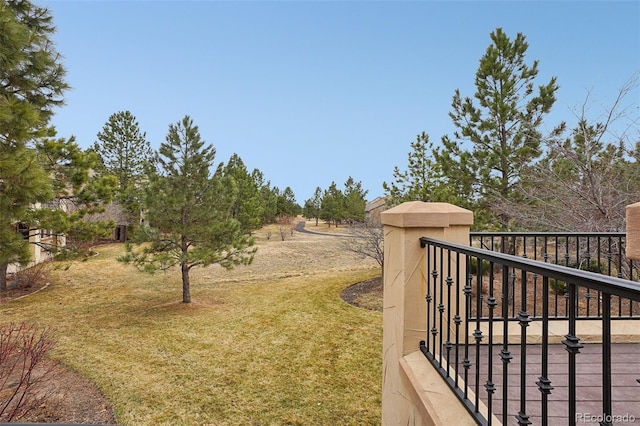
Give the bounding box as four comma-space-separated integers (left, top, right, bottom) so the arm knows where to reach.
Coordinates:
294, 220, 352, 237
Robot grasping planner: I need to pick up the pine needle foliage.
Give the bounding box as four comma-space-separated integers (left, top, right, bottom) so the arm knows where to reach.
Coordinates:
119, 116, 256, 303
0, 0, 116, 290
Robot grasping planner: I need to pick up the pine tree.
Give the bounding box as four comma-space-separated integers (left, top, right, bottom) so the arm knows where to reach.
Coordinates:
320, 182, 344, 227
276, 186, 300, 218
251, 169, 281, 225
1, 0, 62, 290
303, 187, 322, 226
261, 185, 279, 224
343, 177, 368, 223
34, 136, 119, 244
435, 28, 558, 229
223, 154, 263, 234
0, 146, 52, 290
0, 0, 68, 145
93, 111, 152, 221
1, 1, 116, 290
382, 132, 453, 206
120, 116, 255, 303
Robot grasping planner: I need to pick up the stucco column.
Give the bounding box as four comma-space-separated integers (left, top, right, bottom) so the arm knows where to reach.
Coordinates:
626, 202, 640, 260
381, 201, 473, 425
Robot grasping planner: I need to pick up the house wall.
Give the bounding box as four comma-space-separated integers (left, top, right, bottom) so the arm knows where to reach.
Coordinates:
6, 201, 66, 275
365, 196, 387, 226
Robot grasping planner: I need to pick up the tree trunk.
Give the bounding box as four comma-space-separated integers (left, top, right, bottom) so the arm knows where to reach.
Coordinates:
181, 261, 191, 303
0, 262, 7, 292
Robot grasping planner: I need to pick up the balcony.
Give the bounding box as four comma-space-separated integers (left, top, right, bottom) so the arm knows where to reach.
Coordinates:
381, 202, 640, 426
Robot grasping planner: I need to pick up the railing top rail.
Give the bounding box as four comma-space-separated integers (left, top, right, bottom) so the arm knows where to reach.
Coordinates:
470, 231, 626, 237
420, 236, 640, 302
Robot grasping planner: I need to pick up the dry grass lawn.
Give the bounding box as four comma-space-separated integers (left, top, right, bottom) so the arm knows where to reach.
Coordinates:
0, 223, 382, 425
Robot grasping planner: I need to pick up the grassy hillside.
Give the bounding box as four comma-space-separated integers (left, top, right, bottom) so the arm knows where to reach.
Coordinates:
1, 224, 382, 425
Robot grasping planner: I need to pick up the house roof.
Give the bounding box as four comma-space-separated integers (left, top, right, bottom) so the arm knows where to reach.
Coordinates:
365, 196, 387, 212
85, 202, 130, 226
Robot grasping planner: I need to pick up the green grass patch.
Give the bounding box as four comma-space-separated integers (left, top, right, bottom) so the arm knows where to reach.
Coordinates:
1, 243, 382, 425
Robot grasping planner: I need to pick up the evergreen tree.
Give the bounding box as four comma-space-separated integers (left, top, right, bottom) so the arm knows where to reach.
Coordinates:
0, 0, 66, 288
1, 1, 115, 290
0, 0, 68, 144
278, 186, 302, 217
34, 136, 119, 244
120, 116, 255, 303
223, 154, 263, 234
302, 187, 322, 226
92, 111, 152, 221
276, 186, 300, 217
320, 182, 344, 227
0, 145, 52, 290
382, 132, 454, 206
435, 28, 558, 229
255, 175, 278, 224
343, 177, 368, 223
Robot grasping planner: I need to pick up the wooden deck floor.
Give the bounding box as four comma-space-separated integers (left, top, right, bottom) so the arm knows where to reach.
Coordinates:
462, 343, 640, 425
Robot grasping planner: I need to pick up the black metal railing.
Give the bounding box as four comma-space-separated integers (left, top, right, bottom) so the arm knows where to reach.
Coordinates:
419, 236, 640, 426
470, 232, 640, 320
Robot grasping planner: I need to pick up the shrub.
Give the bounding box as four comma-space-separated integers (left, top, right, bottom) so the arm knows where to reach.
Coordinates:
0, 322, 58, 422
549, 278, 567, 295
14, 262, 51, 289
567, 258, 606, 274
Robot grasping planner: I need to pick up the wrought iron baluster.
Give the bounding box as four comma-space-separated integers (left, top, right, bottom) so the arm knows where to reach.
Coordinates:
562, 281, 583, 426
563, 237, 568, 311
536, 276, 553, 426
597, 237, 603, 316
533, 236, 538, 318
444, 251, 453, 378
516, 267, 532, 426
485, 260, 497, 426
454, 251, 462, 389
425, 244, 432, 353
438, 247, 445, 368
586, 237, 592, 317
554, 236, 560, 318
618, 236, 623, 315
474, 255, 483, 414
463, 259, 472, 402
501, 264, 512, 425
431, 246, 439, 360
602, 292, 612, 426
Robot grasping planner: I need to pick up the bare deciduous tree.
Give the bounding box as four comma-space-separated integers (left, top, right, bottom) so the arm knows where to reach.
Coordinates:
342, 224, 384, 270
494, 73, 640, 232
274, 215, 296, 241
0, 323, 58, 422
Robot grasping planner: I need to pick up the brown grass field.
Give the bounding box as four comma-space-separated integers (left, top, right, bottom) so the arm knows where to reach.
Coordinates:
0, 221, 382, 425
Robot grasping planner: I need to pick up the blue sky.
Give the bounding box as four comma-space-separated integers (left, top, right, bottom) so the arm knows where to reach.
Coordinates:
42, 1, 640, 202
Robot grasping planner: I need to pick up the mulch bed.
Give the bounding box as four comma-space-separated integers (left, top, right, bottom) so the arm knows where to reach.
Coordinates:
340, 276, 383, 311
